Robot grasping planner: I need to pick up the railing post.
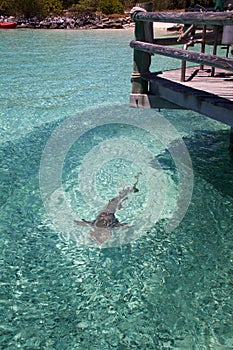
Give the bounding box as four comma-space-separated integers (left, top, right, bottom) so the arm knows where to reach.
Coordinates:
200, 24, 206, 70
130, 2, 153, 94
211, 26, 220, 76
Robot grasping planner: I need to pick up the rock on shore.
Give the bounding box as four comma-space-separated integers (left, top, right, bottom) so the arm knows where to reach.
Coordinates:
1, 14, 134, 29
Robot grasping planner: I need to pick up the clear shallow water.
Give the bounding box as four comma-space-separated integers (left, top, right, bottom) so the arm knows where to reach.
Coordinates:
0, 29, 233, 349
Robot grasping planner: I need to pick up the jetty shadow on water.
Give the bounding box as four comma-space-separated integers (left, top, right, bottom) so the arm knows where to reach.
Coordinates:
184, 129, 233, 198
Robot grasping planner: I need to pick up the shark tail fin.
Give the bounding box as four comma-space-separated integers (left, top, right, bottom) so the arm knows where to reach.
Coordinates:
132, 172, 142, 192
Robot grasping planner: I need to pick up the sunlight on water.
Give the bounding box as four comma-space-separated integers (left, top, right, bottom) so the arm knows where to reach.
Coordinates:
0, 29, 233, 349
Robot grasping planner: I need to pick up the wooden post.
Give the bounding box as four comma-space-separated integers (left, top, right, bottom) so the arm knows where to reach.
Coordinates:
181, 43, 188, 82
229, 127, 233, 155
131, 2, 153, 94
200, 24, 206, 70
177, 24, 196, 42
211, 26, 220, 76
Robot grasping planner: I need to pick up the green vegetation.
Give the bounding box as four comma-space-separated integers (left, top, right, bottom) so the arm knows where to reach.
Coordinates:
0, 0, 63, 17
97, 0, 124, 15
153, 0, 214, 10
1, 0, 213, 17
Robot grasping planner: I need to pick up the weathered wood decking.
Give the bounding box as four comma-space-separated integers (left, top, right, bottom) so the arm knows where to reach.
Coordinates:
130, 67, 233, 126
156, 67, 233, 101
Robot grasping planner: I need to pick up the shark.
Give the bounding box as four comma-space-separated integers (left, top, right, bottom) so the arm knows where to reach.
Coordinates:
74, 173, 142, 245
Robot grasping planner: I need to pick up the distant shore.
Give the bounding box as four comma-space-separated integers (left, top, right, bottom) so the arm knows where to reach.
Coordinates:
1, 14, 181, 32
1, 14, 134, 30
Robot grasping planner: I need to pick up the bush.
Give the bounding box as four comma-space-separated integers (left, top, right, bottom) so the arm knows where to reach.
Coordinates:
98, 0, 124, 15
42, 0, 63, 15
0, 0, 63, 17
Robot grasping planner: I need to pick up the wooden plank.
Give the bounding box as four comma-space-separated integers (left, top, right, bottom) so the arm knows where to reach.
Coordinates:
132, 11, 233, 26
130, 40, 233, 71
160, 67, 233, 99
130, 93, 186, 109
143, 74, 233, 126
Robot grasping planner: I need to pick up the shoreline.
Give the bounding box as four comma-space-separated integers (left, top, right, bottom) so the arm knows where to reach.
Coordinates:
1, 14, 134, 30
1, 14, 181, 32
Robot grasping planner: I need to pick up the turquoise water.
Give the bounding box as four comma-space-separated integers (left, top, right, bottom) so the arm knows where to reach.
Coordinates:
1, 29, 233, 349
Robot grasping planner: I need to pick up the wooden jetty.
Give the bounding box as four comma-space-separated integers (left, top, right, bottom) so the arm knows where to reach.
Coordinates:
129, 3, 233, 151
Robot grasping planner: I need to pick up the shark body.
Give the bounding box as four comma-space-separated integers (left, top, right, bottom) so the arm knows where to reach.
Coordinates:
74, 173, 141, 244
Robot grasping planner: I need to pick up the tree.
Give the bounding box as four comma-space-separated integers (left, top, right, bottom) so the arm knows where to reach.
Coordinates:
1, 0, 199, 17
62, 0, 79, 8
42, 0, 63, 14
0, 0, 62, 16
17, 0, 43, 17
69, 0, 98, 13
0, 0, 18, 15
120, 0, 137, 10
98, 0, 124, 14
